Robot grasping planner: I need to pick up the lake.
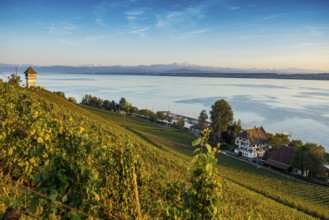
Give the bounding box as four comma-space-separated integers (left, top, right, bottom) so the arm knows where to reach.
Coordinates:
2, 73, 329, 151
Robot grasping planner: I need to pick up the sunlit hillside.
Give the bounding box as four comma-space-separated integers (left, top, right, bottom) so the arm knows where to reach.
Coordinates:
0, 81, 327, 219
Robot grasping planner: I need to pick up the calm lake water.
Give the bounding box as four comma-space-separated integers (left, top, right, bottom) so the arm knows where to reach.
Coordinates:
2, 73, 329, 151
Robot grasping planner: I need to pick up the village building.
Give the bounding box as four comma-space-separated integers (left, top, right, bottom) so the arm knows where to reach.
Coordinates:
324, 164, 329, 177
24, 66, 37, 87
234, 126, 270, 158
263, 146, 295, 171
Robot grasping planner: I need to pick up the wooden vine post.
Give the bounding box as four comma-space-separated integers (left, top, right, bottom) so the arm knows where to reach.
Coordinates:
132, 165, 142, 220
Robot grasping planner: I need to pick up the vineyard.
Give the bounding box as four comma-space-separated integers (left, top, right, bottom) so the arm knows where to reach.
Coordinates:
0, 82, 189, 218
0, 81, 327, 219
218, 154, 329, 219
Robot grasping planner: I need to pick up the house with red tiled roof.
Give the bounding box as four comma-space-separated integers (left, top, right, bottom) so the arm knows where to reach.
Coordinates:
263, 146, 295, 171
234, 126, 270, 158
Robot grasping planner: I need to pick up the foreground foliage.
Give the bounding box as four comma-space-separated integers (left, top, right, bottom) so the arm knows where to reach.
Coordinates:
160, 129, 222, 219
0, 82, 188, 218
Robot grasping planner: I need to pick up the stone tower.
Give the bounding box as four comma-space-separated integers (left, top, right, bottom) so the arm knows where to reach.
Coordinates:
24, 66, 37, 87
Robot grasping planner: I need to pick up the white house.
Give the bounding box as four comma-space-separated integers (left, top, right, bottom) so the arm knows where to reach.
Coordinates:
234, 126, 270, 158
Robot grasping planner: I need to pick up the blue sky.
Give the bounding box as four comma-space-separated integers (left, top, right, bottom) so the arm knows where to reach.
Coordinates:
1, 0, 329, 70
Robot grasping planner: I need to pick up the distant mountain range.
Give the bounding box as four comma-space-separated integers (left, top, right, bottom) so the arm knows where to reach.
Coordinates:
1, 63, 328, 80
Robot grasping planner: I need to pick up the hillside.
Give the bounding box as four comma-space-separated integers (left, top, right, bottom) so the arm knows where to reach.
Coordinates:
0, 81, 327, 219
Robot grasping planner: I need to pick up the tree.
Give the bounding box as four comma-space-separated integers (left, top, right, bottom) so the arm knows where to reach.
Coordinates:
68, 97, 77, 103
130, 106, 139, 114
176, 117, 185, 129
267, 133, 290, 150
198, 109, 208, 126
210, 99, 234, 138
54, 91, 66, 98
110, 100, 117, 111
81, 94, 103, 108
119, 97, 127, 110
290, 139, 303, 148
138, 109, 157, 122
224, 119, 242, 145
292, 143, 326, 178
102, 100, 112, 110
7, 73, 21, 86
156, 111, 166, 121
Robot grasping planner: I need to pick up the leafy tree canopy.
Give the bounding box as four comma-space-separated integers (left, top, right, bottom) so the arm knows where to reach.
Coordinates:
176, 117, 185, 129
267, 133, 290, 150
292, 143, 326, 178
198, 109, 208, 126
210, 99, 234, 136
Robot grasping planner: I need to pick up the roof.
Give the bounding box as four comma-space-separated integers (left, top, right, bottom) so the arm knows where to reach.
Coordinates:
24, 66, 37, 76
239, 126, 268, 145
324, 164, 329, 171
263, 146, 295, 170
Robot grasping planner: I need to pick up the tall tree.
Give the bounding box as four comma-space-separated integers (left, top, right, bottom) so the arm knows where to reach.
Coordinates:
292, 143, 326, 178
119, 97, 127, 110
198, 109, 208, 126
209, 99, 234, 137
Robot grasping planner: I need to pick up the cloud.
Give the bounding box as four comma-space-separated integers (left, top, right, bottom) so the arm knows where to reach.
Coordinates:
47, 22, 79, 35
156, 6, 204, 30
230, 6, 240, 10
95, 18, 107, 27
181, 28, 211, 38
129, 27, 150, 38
93, 1, 120, 27
156, 5, 207, 38
125, 9, 150, 38
126, 9, 145, 26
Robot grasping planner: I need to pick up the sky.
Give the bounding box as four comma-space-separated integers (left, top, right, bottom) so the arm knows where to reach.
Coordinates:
1, 0, 329, 71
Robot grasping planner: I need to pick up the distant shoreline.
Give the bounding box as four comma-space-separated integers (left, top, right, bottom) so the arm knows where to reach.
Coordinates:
1, 64, 329, 81
83, 72, 329, 81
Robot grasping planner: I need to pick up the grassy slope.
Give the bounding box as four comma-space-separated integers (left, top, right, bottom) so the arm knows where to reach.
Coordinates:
83, 105, 323, 219
0, 84, 326, 219
0, 85, 190, 218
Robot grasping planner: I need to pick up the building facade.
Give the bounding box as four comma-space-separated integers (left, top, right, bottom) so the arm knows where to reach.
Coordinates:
234, 126, 270, 158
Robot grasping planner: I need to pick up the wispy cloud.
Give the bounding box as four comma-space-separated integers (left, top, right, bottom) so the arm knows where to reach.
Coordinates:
229, 6, 240, 10
47, 22, 79, 35
93, 1, 120, 27
156, 7, 204, 30
181, 28, 211, 39
125, 9, 150, 38
156, 5, 208, 38
129, 27, 150, 38
126, 9, 145, 26
95, 18, 107, 27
